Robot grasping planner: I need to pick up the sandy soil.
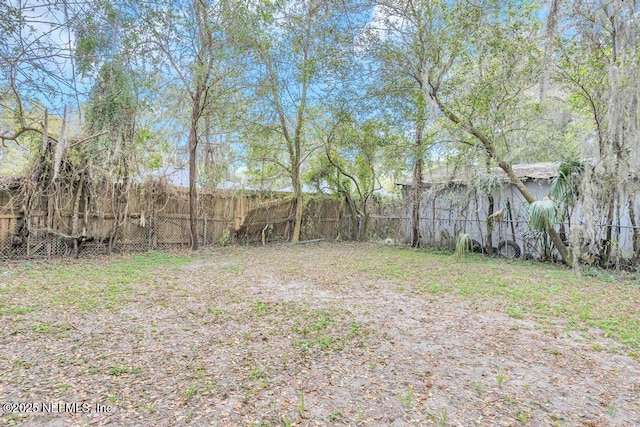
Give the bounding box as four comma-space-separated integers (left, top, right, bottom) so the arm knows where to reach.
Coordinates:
0, 243, 638, 426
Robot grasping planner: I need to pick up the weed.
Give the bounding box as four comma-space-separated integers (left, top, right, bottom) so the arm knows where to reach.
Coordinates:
249, 368, 268, 381
348, 321, 363, 339
329, 411, 342, 422
313, 313, 334, 331
108, 366, 141, 376
399, 387, 414, 408
548, 348, 561, 355
207, 307, 225, 316
438, 408, 448, 426
475, 383, 484, 396
136, 402, 156, 413
3, 306, 37, 315
496, 370, 506, 387
31, 323, 55, 334
506, 306, 526, 319
254, 301, 269, 316
454, 233, 472, 260
503, 395, 517, 404
517, 410, 529, 424
299, 390, 306, 415
219, 229, 231, 246
185, 382, 199, 400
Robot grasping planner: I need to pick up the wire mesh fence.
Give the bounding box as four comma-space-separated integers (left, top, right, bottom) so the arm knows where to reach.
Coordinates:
396, 214, 640, 267
3, 207, 637, 268
0, 197, 370, 260
0, 214, 237, 260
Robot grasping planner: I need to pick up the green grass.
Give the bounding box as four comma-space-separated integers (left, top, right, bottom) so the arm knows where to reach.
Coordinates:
357, 246, 640, 349
108, 366, 142, 377
2, 252, 192, 312
2, 244, 638, 351
0, 305, 37, 315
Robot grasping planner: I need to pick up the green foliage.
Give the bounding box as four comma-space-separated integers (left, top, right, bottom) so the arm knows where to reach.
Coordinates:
73, 1, 122, 75
550, 159, 584, 207
528, 199, 559, 232
86, 62, 136, 138
218, 229, 231, 246
454, 233, 473, 260
318, 115, 390, 197
474, 172, 503, 196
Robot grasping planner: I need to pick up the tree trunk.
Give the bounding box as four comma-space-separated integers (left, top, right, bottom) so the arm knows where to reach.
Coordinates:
291, 161, 303, 243
189, 108, 199, 251
71, 171, 86, 258
485, 154, 494, 255
486, 194, 494, 255
429, 92, 573, 266
341, 191, 358, 240
360, 197, 370, 241
411, 158, 422, 247
411, 113, 425, 248
497, 160, 573, 266
629, 198, 640, 259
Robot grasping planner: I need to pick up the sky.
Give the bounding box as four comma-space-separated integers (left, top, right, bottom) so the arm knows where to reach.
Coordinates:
1, 0, 91, 118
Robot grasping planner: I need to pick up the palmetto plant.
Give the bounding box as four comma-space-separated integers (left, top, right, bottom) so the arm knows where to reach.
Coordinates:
528, 198, 560, 232
454, 233, 473, 259
550, 160, 584, 212
550, 159, 585, 241
526, 160, 584, 260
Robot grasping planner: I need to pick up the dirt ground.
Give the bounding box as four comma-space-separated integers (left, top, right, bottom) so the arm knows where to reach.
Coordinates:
1, 243, 639, 426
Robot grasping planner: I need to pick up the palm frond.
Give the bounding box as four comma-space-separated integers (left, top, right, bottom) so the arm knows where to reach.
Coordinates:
528, 199, 559, 232
454, 233, 472, 259
550, 160, 584, 205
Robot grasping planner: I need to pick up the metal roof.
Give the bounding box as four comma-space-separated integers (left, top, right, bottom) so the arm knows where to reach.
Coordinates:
397, 162, 561, 186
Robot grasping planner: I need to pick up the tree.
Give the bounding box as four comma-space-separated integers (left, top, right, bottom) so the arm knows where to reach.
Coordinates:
136, 0, 240, 250
553, 0, 640, 266
239, 0, 353, 243
1, 1, 94, 145
371, 0, 574, 265
312, 113, 399, 240
360, 5, 432, 247
84, 61, 137, 253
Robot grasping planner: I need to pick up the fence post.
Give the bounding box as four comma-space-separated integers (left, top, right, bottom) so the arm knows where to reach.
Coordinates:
26, 217, 31, 258
203, 215, 207, 247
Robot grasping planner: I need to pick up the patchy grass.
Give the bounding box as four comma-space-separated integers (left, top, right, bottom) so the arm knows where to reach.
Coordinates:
356, 247, 640, 348
0, 243, 638, 426
1, 251, 192, 312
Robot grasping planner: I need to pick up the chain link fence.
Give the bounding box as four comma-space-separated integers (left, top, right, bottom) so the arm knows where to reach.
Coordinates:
406, 214, 640, 267
0, 214, 235, 260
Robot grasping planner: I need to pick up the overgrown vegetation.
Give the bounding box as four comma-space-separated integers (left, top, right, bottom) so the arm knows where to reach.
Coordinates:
2, 1, 638, 267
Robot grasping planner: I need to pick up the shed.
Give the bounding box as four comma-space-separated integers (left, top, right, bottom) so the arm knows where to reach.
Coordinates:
397, 162, 638, 260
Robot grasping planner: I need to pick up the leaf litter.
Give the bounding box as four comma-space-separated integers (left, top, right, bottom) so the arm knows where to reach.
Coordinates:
0, 242, 638, 426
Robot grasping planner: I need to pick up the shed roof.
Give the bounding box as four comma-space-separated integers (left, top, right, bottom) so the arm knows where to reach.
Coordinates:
397, 161, 560, 187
